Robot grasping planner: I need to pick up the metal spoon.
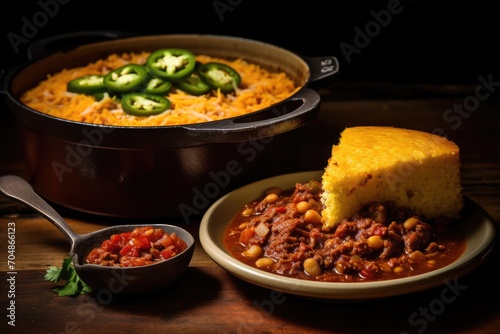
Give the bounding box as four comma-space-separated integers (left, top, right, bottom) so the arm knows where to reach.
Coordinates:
0, 175, 195, 295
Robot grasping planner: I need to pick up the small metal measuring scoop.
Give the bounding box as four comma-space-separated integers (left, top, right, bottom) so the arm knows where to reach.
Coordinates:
0, 175, 195, 295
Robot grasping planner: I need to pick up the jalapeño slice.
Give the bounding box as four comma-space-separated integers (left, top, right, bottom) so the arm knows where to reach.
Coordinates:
146, 48, 196, 81
67, 75, 107, 95
175, 72, 212, 96
103, 64, 148, 93
121, 93, 171, 116
143, 77, 172, 95
197, 62, 241, 93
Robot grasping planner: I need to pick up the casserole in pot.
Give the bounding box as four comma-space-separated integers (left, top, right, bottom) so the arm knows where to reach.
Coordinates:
2, 33, 339, 221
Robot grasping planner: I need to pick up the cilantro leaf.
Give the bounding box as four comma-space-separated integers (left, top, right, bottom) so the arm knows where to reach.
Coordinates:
44, 266, 61, 283
54, 277, 79, 297
44, 255, 93, 297
58, 256, 74, 281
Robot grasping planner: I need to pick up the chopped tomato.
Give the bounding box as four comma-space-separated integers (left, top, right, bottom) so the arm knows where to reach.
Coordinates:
109, 234, 122, 244
275, 206, 287, 214
158, 234, 174, 248
85, 226, 188, 267
119, 243, 139, 257
149, 228, 165, 242
171, 233, 188, 249
99, 240, 114, 252
130, 236, 151, 250
160, 247, 175, 260
238, 227, 255, 245
120, 232, 133, 240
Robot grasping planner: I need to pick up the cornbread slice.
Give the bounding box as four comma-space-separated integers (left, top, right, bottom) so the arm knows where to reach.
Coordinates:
321, 126, 463, 228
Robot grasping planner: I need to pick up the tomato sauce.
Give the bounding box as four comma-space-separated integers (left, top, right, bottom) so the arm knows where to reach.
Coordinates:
223, 180, 467, 282
85, 226, 188, 267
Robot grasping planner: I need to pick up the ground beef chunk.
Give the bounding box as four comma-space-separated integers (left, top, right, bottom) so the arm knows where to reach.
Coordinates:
404, 222, 433, 253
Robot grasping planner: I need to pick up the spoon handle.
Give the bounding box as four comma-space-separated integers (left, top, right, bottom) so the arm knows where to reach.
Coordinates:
0, 175, 77, 244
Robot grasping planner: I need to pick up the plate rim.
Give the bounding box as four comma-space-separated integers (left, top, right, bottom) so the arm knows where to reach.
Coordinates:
199, 170, 497, 300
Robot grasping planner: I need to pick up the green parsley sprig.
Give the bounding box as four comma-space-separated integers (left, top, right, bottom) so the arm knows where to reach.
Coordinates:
44, 256, 93, 296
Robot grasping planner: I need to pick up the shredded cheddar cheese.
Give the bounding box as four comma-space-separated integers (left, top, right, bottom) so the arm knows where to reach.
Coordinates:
20, 52, 300, 126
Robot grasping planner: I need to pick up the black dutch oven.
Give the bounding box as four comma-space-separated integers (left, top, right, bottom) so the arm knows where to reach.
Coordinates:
1, 33, 339, 222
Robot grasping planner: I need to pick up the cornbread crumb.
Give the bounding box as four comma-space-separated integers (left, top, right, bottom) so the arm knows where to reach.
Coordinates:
321, 126, 463, 228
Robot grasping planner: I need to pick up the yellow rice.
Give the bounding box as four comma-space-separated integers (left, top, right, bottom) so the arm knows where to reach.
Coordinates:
20, 52, 300, 126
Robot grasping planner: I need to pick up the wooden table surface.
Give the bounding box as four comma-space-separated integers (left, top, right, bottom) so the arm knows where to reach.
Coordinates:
1, 82, 499, 334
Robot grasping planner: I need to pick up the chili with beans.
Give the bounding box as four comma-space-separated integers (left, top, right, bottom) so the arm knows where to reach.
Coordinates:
223, 180, 466, 282
85, 226, 188, 267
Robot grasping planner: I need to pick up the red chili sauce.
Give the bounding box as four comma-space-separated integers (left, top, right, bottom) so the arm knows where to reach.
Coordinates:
85, 226, 188, 267
223, 180, 467, 282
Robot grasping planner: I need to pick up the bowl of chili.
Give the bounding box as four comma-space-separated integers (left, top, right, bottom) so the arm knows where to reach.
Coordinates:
199, 170, 496, 300
1, 32, 339, 220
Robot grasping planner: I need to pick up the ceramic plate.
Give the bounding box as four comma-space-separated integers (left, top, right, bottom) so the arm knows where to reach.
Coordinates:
199, 171, 496, 300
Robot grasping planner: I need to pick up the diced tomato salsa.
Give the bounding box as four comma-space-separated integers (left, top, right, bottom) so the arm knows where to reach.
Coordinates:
85, 226, 188, 267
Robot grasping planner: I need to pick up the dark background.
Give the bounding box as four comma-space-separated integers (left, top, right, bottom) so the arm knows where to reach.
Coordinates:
0, 0, 498, 86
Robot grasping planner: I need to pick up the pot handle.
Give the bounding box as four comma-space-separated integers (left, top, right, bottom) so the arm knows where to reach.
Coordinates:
186, 87, 320, 143
305, 56, 340, 89
27, 30, 137, 61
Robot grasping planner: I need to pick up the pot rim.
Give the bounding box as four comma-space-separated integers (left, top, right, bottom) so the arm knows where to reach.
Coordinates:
4, 33, 335, 148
